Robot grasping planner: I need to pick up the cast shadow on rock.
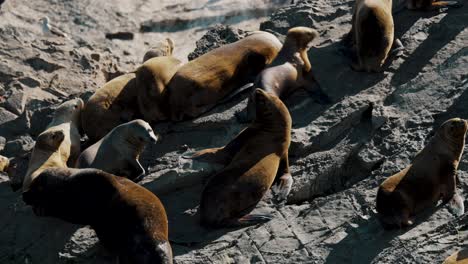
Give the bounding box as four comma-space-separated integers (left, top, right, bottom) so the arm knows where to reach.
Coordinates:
324, 215, 400, 264
0, 182, 81, 264
431, 78, 468, 128
152, 182, 241, 257
391, 6, 468, 86
325, 203, 449, 264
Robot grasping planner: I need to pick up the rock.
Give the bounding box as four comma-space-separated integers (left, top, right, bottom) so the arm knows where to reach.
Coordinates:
0, 0, 467, 263
18, 76, 41, 88
24, 56, 65, 73
187, 25, 248, 61
3, 135, 34, 157
0, 136, 5, 151
0, 107, 17, 125
105, 32, 134, 40
3, 88, 27, 115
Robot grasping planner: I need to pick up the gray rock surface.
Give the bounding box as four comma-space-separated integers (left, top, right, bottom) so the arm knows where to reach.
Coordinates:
0, 0, 467, 263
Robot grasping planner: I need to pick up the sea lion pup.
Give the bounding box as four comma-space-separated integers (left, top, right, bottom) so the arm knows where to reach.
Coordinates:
22, 130, 66, 191
165, 31, 282, 121
348, 0, 395, 72
187, 89, 292, 227
77, 119, 159, 181
443, 249, 468, 264
44, 98, 83, 167
0, 155, 9, 172
406, 0, 462, 10
376, 118, 468, 229
244, 27, 319, 120
142, 38, 175, 63
82, 73, 140, 142
136, 56, 182, 122
22, 167, 172, 264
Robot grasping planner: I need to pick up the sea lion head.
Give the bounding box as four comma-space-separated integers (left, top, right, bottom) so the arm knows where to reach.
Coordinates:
438, 118, 468, 142
22, 168, 115, 224
0, 155, 9, 172
127, 119, 159, 145
22, 167, 74, 217
54, 98, 84, 123
36, 130, 65, 151
254, 89, 292, 129
142, 38, 175, 62
285, 27, 319, 51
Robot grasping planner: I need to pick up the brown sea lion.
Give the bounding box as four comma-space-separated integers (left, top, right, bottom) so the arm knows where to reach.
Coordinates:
443, 249, 468, 264
348, 0, 396, 72
406, 0, 462, 10
82, 73, 139, 142
187, 89, 292, 227
0, 155, 9, 172
22, 167, 172, 264
245, 27, 319, 119
22, 130, 66, 191
376, 118, 467, 229
45, 98, 83, 167
77, 119, 159, 181
135, 56, 182, 122
165, 31, 282, 121
143, 38, 175, 63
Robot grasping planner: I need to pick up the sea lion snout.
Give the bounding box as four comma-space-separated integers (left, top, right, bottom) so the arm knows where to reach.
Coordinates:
52, 130, 65, 142
149, 132, 159, 143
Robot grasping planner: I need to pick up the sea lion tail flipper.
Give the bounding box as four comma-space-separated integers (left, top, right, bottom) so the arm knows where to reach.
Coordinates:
235, 214, 273, 226
431, 1, 463, 8
449, 193, 465, 216
182, 147, 231, 165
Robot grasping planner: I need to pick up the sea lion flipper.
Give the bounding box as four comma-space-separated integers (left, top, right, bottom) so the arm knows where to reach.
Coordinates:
273, 152, 293, 201
185, 127, 257, 164
390, 38, 405, 57
183, 147, 229, 164
235, 214, 273, 226
276, 173, 293, 201
431, 1, 462, 8
119, 159, 145, 180
449, 193, 465, 216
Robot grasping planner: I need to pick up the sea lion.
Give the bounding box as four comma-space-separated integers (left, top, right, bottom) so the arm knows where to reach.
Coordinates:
348, 0, 396, 72
245, 27, 319, 120
22, 167, 172, 264
143, 38, 175, 63
0, 155, 9, 172
44, 98, 83, 167
165, 31, 282, 121
77, 119, 159, 181
22, 130, 66, 191
82, 73, 140, 142
136, 56, 182, 122
376, 118, 467, 229
406, 0, 462, 10
187, 89, 292, 227
443, 249, 468, 264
